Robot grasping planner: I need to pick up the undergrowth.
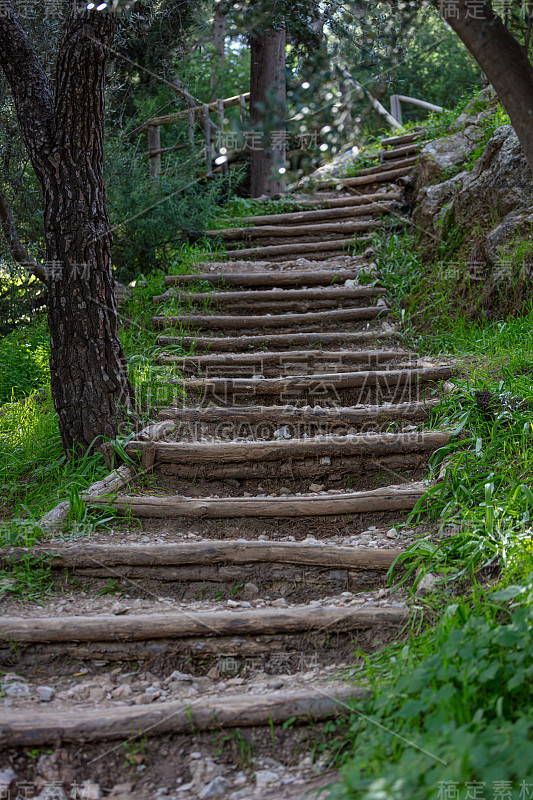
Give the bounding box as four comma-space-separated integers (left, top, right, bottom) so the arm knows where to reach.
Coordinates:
331, 582, 533, 798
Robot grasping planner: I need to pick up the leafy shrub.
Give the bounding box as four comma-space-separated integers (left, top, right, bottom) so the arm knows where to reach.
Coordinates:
334, 596, 533, 799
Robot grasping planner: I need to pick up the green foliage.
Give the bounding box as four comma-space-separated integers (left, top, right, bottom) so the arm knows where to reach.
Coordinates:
105, 139, 237, 279
0, 391, 108, 519
0, 316, 49, 402
334, 596, 533, 799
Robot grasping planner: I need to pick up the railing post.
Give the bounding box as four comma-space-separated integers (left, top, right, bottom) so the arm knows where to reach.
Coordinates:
203, 104, 213, 177
217, 98, 228, 175
239, 93, 247, 128
147, 124, 161, 179
188, 111, 195, 149
390, 95, 403, 126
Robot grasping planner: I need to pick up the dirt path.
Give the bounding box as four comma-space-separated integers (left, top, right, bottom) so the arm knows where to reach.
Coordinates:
0, 130, 450, 800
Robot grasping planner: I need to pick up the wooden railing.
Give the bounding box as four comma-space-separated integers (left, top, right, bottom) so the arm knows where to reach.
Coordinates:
389, 95, 445, 126
140, 92, 250, 179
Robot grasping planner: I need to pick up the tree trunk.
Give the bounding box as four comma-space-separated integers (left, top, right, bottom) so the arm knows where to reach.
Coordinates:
435, 0, 533, 172
0, 1, 135, 455
210, 1, 226, 98
249, 29, 286, 198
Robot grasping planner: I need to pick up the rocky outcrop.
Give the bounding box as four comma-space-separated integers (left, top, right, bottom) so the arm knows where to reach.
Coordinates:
415, 125, 533, 264
412, 91, 533, 317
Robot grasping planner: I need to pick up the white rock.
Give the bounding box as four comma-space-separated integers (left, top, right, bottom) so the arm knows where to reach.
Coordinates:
386, 528, 398, 539
416, 572, 439, 596
308, 483, 325, 492
166, 670, 192, 683
255, 770, 280, 789
38, 686, 55, 702
3, 682, 30, 698
198, 777, 230, 799
79, 782, 101, 800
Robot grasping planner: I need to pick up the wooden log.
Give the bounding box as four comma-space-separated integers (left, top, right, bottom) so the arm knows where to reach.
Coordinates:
206, 220, 382, 240
315, 166, 413, 191
236, 200, 397, 227
38, 464, 136, 531
157, 348, 408, 369
0, 605, 408, 643
152, 306, 389, 331
381, 143, 420, 160
1, 541, 402, 571
157, 400, 436, 424
163, 366, 453, 394
154, 286, 385, 305
349, 155, 418, 177
156, 330, 397, 352
124, 430, 449, 466
0, 686, 366, 746
156, 452, 429, 481
287, 190, 402, 209
99, 485, 426, 518
380, 129, 424, 147
224, 238, 371, 260
164, 269, 367, 288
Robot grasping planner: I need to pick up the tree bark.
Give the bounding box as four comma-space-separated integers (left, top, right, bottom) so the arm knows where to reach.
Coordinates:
249, 29, 286, 197
435, 0, 533, 172
210, 1, 226, 97
0, 1, 135, 455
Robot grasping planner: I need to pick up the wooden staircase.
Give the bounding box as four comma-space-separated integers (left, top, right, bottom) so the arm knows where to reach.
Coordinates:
0, 128, 445, 800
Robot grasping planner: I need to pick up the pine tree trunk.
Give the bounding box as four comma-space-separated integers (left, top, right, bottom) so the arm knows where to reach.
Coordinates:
0, 2, 135, 455
210, 2, 226, 97
436, 0, 533, 172
250, 29, 286, 198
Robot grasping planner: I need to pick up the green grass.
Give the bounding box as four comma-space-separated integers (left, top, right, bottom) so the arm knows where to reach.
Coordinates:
329, 582, 533, 799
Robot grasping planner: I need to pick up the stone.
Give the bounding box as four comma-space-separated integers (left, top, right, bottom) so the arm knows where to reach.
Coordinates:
272, 598, 287, 607
166, 670, 192, 683
198, 777, 230, 799
0, 770, 17, 796
416, 572, 439, 596
38, 686, 55, 702
3, 682, 30, 698
255, 770, 280, 789
112, 684, 133, 699
386, 528, 398, 539
309, 483, 325, 492
243, 582, 260, 600
274, 425, 291, 440
79, 782, 101, 800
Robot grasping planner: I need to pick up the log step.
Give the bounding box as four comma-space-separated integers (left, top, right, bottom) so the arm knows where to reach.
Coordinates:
380, 129, 424, 147
152, 306, 390, 332
154, 286, 386, 306
235, 200, 397, 227
224, 237, 372, 260
157, 348, 410, 372
156, 330, 399, 353
123, 430, 449, 466
348, 155, 418, 178
164, 268, 369, 288
280, 190, 403, 209
97, 485, 427, 518
0, 605, 408, 645
315, 166, 413, 192
163, 366, 453, 395
207, 219, 382, 240
380, 143, 421, 160
158, 401, 436, 425
0, 685, 367, 746
1, 541, 402, 572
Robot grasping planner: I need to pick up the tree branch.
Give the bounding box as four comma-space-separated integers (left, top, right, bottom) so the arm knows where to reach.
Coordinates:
0, 187, 48, 283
